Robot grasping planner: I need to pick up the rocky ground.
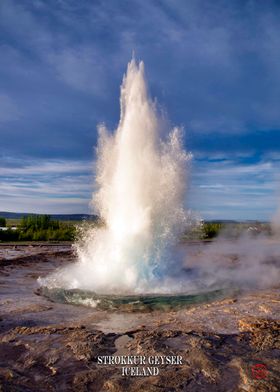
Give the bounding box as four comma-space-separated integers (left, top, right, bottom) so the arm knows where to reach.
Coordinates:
0, 245, 279, 391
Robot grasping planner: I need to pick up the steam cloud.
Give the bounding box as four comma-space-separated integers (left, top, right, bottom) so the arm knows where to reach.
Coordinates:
184, 233, 280, 291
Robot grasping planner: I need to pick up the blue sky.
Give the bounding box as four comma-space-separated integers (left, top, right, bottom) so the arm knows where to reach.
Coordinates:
0, 0, 280, 220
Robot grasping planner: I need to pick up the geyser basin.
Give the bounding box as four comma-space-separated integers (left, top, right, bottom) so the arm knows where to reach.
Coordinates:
39, 60, 280, 303
38, 286, 232, 312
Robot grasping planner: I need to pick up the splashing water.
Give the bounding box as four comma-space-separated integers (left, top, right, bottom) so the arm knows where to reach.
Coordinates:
41, 59, 192, 294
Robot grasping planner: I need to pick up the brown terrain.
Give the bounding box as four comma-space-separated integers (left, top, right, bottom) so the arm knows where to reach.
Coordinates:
0, 245, 279, 392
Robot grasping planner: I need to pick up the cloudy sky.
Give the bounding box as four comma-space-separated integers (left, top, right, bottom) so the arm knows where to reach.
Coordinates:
0, 0, 280, 220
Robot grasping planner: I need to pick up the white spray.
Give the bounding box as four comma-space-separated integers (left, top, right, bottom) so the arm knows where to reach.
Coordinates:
43, 59, 191, 294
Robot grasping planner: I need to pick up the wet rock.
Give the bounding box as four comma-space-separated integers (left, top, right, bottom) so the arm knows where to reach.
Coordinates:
238, 318, 280, 349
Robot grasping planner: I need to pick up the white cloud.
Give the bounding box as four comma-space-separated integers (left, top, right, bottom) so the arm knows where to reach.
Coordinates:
0, 159, 92, 176
47, 46, 107, 95
0, 94, 21, 123
189, 158, 280, 220
1, 0, 280, 134
0, 195, 88, 214
0, 158, 93, 213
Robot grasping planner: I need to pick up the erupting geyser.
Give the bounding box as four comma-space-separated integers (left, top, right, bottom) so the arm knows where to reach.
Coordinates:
41, 59, 192, 294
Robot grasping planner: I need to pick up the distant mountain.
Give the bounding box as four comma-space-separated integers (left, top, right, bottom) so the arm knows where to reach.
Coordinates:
205, 219, 238, 223
0, 211, 98, 221
0, 212, 267, 224
206, 219, 268, 224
